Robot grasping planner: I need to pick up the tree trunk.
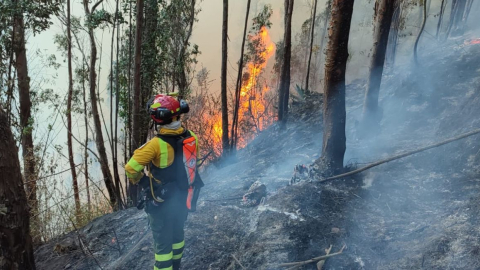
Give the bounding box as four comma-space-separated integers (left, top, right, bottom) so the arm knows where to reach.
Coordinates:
110, 0, 124, 210
362, 0, 395, 129
452, 0, 467, 35
446, 0, 458, 38
127, 0, 134, 205
318, 0, 332, 90
231, 0, 251, 150
221, 0, 230, 156
305, 0, 318, 92
277, 0, 294, 126
386, 2, 401, 68
66, 0, 81, 224
13, 2, 39, 233
316, 0, 354, 175
131, 0, 144, 205
83, 0, 118, 209
436, 0, 446, 39
82, 61, 91, 212
414, 0, 427, 65
0, 105, 36, 270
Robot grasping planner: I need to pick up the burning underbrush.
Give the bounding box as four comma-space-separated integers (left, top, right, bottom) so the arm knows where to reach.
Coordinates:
34, 39, 480, 270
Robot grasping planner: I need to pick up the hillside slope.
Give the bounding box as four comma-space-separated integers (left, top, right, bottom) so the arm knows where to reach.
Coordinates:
35, 38, 480, 270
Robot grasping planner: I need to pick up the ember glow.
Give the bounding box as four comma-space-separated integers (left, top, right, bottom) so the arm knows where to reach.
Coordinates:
465, 38, 480, 45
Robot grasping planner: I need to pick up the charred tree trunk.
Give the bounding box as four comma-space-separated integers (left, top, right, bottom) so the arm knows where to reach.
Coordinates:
66, 0, 81, 223
83, 0, 118, 209
0, 105, 36, 270
131, 0, 144, 205
452, 0, 467, 35
231, 0, 251, 150
318, 0, 332, 88
386, 2, 401, 68
362, 0, 395, 129
305, 0, 318, 92
277, 0, 294, 127
13, 2, 39, 229
316, 0, 354, 175
221, 0, 230, 156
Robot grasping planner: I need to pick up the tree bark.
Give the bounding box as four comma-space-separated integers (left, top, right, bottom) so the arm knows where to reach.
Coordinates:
66, 0, 81, 224
362, 0, 395, 128
277, 0, 294, 126
436, 0, 446, 39
83, 0, 118, 209
0, 105, 36, 270
316, 0, 354, 175
82, 61, 91, 212
110, 0, 124, 210
414, 0, 427, 65
231, 0, 251, 150
451, 0, 467, 35
221, 0, 230, 156
13, 1, 39, 230
131, 0, 144, 205
305, 0, 318, 92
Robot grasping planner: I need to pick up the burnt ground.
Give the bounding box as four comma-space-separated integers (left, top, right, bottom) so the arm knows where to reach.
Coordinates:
35, 38, 480, 270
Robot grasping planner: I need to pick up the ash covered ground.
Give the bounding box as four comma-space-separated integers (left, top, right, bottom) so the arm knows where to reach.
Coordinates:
35, 37, 480, 270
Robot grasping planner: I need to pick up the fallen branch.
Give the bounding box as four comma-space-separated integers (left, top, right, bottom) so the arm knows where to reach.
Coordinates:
316, 245, 332, 270
232, 254, 247, 270
318, 127, 480, 183
277, 245, 345, 268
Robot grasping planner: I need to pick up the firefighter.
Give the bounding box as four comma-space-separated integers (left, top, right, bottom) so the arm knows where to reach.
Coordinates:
125, 94, 203, 270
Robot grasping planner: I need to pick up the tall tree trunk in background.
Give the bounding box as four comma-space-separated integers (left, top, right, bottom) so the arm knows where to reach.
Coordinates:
126, 0, 133, 205
110, 0, 123, 210
131, 0, 144, 205
451, 0, 467, 35
305, 0, 318, 92
361, 0, 395, 130
277, 0, 294, 127
231, 0, 251, 150
13, 1, 39, 230
221, 0, 230, 156
414, 0, 427, 65
82, 61, 91, 212
83, 0, 118, 209
0, 105, 36, 270
316, 0, 354, 175
464, 0, 474, 22
445, 0, 459, 38
66, 0, 81, 222
436, 0, 446, 39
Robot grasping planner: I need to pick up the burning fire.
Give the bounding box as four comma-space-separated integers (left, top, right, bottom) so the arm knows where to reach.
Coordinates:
465, 38, 480, 45
236, 26, 276, 146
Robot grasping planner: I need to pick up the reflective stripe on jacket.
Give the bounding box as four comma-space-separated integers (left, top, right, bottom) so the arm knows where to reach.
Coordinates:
125, 127, 200, 184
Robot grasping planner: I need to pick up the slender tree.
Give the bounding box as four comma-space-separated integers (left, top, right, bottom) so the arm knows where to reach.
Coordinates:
82, 61, 91, 212
316, 0, 355, 175
231, 0, 251, 150
414, 0, 427, 65
278, 0, 294, 126
12, 0, 39, 222
305, 0, 318, 92
221, 0, 230, 155
0, 105, 36, 270
362, 0, 395, 129
83, 0, 118, 209
436, 0, 446, 39
131, 0, 144, 205
66, 0, 81, 223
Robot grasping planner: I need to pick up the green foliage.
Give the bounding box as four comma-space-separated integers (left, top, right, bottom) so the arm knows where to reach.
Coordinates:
251, 4, 273, 32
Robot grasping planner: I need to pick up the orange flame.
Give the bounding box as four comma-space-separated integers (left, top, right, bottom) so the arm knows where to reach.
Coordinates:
466, 38, 480, 45
205, 26, 276, 153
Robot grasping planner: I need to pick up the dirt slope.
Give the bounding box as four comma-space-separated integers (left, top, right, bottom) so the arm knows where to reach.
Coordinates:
35, 39, 480, 270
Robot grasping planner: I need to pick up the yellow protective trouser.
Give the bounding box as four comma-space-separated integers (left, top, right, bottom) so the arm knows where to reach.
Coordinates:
147, 189, 188, 270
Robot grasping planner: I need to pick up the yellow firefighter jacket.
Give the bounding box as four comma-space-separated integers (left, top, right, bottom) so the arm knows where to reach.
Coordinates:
125, 127, 199, 184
